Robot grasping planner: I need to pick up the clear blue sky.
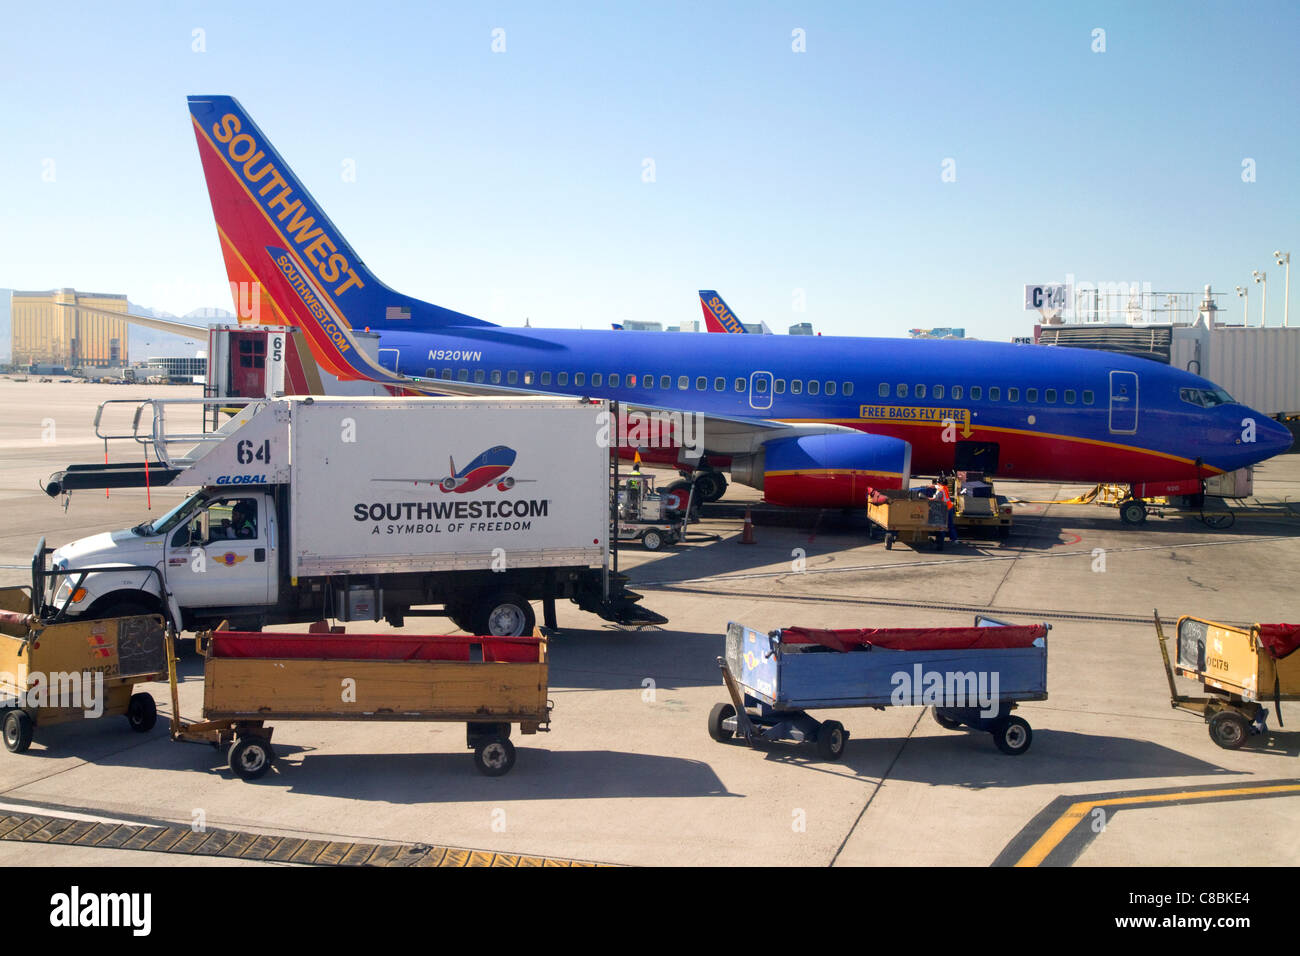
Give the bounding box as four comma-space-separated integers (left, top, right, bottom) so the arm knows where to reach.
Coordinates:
2, 1, 1297, 339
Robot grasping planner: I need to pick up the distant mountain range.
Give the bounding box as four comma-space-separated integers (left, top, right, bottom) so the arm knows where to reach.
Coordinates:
0, 290, 233, 363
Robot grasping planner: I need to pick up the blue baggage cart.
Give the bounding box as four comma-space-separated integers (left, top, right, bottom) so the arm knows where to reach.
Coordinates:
709, 617, 1049, 758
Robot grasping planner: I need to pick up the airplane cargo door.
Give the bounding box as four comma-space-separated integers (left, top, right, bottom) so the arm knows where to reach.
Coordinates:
749, 371, 773, 411
1109, 370, 1139, 435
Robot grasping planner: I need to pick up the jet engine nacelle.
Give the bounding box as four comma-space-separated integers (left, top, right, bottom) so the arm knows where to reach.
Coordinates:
730, 432, 913, 507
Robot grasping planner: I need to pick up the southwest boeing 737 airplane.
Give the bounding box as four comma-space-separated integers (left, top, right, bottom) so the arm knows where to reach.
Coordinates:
86, 95, 1299, 519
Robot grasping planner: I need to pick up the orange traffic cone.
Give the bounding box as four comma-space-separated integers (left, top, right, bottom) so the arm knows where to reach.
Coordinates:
741, 508, 755, 544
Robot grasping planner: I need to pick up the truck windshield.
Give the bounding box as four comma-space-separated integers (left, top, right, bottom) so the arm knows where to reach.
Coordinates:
132, 492, 206, 537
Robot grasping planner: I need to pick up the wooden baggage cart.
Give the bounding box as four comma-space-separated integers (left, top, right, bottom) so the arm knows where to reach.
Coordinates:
0, 585, 164, 753
167, 627, 551, 778
1154, 610, 1300, 749
709, 617, 1049, 759
866, 489, 948, 550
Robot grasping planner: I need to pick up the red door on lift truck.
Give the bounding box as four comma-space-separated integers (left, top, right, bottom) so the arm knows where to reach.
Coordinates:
229, 331, 268, 398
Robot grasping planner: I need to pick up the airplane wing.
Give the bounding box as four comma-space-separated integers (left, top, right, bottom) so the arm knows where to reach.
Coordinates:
53, 301, 209, 338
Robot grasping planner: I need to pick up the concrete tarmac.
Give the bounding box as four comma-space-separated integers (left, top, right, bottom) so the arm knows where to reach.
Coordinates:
0, 380, 1296, 866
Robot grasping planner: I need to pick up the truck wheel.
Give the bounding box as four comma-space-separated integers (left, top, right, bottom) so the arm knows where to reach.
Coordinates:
88, 598, 156, 621
1119, 499, 1147, 526
694, 472, 727, 503
708, 702, 736, 742
816, 720, 848, 760
445, 601, 475, 633
2, 710, 33, 754
1208, 711, 1249, 749
228, 736, 274, 780
474, 736, 516, 776
477, 593, 536, 637
126, 693, 157, 733
642, 529, 664, 551
993, 716, 1032, 755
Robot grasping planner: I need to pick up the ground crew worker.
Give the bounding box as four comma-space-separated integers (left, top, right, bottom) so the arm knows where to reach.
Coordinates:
931, 477, 958, 542
627, 462, 643, 513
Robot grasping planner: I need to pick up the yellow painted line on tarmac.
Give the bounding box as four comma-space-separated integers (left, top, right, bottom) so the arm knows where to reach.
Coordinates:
1013, 781, 1300, 867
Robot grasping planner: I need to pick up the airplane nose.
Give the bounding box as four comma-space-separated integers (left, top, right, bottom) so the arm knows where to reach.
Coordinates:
1262, 416, 1296, 457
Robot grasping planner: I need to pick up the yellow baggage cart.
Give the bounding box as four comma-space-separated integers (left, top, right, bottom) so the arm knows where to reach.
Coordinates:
0, 585, 165, 753
168, 626, 552, 778
1154, 610, 1300, 749
866, 489, 947, 551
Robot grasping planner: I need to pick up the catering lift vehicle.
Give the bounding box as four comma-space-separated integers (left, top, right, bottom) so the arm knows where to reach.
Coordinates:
1155, 610, 1300, 750
37, 396, 665, 636
709, 617, 1049, 759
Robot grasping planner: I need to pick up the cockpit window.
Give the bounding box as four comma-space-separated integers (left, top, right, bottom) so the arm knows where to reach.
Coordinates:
1180, 387, 1234, 408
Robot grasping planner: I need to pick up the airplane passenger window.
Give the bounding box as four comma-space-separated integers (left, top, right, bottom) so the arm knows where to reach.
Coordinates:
1083, 390, 1094, 405
678, 375, 689, 390
897, 384, 908, 398
970, 386, 982, 400
538, 371, 550, 385
643, 374, 653, 388
1064, 389, 1076, 404
557, 372, 568, 386
457, 369, 469, 382
507, 371, 518, 384
952, 386, 962, 400
791, 380, 803, 394
609, 373, 619, 387
1026, 388, 1037, 402
826, 381, 837, 396
524, 372, 534, 384
696, 377, 707, 390
474, 370, 485, 383
878, 383, 889, 397
1045, 389, 1057, 403
808, 381, 820, 396
843, 382, 853, 397
425, 369, 435, 379
591, 373, 602, 387
988, 387, 1000, 401
1008, 387, 1019, 402
775, 380, 786, 394
491, 370, 502, 384
714, 377, 726, 391
660, 375, 672, 390
441, 368, 452, 379
915, 384, 926, 399
576, 373, 587, 387
754, 378, 768, 393
734, 378, 745, 392
933, 385, 943, 400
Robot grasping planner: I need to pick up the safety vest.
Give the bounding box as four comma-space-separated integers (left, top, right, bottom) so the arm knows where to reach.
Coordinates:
936, 485, 953, 510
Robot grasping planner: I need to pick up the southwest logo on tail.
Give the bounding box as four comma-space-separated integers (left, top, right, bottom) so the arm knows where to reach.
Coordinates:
698, 291, 746, 333
373, 446, 531, 493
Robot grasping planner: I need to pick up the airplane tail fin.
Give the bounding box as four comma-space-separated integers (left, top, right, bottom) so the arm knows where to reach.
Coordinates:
698, 291, 746, 333
186, 95, 493, 380
449, 455, 457, 479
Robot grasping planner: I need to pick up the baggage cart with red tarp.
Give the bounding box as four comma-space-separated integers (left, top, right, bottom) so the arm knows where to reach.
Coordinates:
167, 627, 551, 778
708, 616, 1049, 759
1154, 610, 1300, 749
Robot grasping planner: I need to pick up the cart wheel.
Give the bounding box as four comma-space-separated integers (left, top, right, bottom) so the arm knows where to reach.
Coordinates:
992, 716, 1032, 755
228, 736, 274, 780
885, 534, 894, 550
934, 534, 945, 551
1202, 512, 1234, 530
474, 736, 516, 776
708, 702, 736, 742
126, 693, 157, 733
933, 708, 963, 731
816, 720, 848, 760
642, 529, 664, 551
1208, 711, 1250, 750
2, 710, 33, 754
1119, 499, 1147, 526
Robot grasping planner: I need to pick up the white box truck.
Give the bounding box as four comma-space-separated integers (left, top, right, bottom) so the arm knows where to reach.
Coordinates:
37, 396, 663, 635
